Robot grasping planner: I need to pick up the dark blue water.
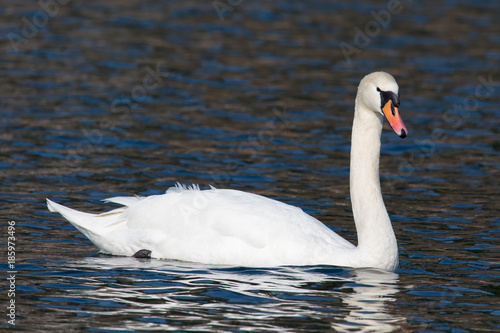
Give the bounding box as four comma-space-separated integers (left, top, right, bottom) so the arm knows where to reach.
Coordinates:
1, 0, 499, 331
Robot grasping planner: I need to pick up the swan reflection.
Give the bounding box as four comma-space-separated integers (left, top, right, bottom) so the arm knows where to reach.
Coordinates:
331, 268, 405, 332
65, 257, 405, 331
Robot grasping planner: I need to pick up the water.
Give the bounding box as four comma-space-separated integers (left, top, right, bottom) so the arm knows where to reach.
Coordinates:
1, 0, 499, 331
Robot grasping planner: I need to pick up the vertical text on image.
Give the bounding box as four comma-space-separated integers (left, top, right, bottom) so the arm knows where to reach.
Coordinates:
6, 220, 17, 326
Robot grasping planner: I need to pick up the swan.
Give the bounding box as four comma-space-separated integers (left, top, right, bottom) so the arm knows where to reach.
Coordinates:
47, 71, 407, 270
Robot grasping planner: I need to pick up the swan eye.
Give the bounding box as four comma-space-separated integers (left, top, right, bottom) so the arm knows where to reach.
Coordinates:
376, 87, 400, 111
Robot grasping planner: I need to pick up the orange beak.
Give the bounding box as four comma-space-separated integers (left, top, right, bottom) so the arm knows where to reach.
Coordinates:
382, 100, 407, 138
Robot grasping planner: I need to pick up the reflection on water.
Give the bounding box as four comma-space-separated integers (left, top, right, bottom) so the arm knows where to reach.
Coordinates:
27, 257, 405, 332
1, 0, 499, 331
332, 269, 403, 333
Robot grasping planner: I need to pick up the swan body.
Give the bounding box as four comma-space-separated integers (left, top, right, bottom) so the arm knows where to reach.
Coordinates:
47, 71, 407, 270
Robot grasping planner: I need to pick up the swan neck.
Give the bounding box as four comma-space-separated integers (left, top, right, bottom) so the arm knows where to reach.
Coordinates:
349, 102, 398, 268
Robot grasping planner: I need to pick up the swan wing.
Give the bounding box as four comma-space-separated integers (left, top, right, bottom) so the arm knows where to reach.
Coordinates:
116, 187, 354, 265
47, 186, 354, 266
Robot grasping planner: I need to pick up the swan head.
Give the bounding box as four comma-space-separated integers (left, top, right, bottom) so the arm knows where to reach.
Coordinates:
357, 71, 407, 138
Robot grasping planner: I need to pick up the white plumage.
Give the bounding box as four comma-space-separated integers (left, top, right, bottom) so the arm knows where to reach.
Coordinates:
47, 72, 407, 270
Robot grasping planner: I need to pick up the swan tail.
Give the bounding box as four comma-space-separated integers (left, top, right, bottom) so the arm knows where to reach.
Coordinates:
46, 198, 163, 257
47, 199, 96, 224
46, 198, 126, 244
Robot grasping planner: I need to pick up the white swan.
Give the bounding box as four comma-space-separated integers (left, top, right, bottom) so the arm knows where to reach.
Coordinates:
47, 71, 407, 270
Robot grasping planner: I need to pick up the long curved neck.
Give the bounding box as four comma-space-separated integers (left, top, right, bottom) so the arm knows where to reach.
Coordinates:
349, 101, 398, 268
